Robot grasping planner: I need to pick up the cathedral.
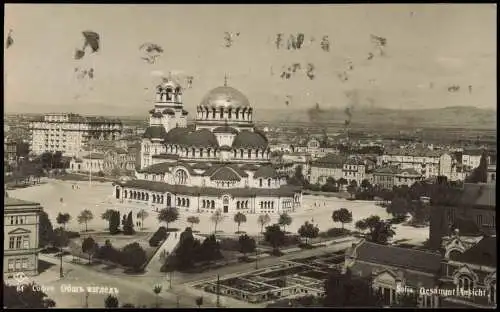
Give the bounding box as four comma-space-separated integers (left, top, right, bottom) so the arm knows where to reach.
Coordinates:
113, 77, 302, 215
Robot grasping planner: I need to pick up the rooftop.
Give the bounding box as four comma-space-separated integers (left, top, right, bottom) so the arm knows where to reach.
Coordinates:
454, 236, 497, 267
353, 241, 442, 274
5, 197, 40, 206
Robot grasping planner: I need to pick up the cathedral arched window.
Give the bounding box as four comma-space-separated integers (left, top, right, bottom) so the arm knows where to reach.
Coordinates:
124, 190, 128, 198
247, 150, 251, 158
211, 200, 215, 209
237, 202, 240, 209
186, 198, 190, 207
268, 179, 271, 187
177, 197, 181, 206
174, 169, 188, 185
153, 194, 156, 203
220, 108, 224, 119
240, 149, 244, 158
191, 148, 196, 157
233, 150, 237, 158
146, 193, 149, 201
182, 198, 186, 206
212, 109, 216, 119
200, 148, 204, 157
166, 88, 173, 101
458, 275, 473, 293
202, 200, 206, 208
259, 179, 263, 187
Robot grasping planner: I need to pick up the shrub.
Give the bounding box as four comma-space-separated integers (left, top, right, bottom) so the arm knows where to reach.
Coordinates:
219, 238, 241, 251
319, 227, 351, 238
261, 234, 301, 247
53, 228, 80, 239
149, 226, 168, 247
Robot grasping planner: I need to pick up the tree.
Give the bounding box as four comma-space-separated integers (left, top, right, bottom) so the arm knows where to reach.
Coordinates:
195, 296, 203, 308
199, 235, 222, 264
157, 208, 179, 231
173, 227, 201, 270
324, 268, 382, 307
326, 176, 336, 185
123, 211, 135, 235
136, 209, 149, 230
101, 209, 114, 228
409, 200, 430, 225
332, 208, 353, 229
39, 210, 54, 248
121, 242, 147, 271
298, 221, 320, 245
77, 209, 93, 232
153, 284, 162, 308
210, 209, 225, 234
361, 179, 372, 189
465, 150, 488, 183
4, 282, 56, 308
109, 210, 120, 235
278, 213, 292, 233
104, 295, 119, 308
337, 177, 348, 186
387, 197, 410, 218
186, 216, 200, 231
122, 303, 136, 308
238, 234, 256, 259
264, 224, 285, 255
346, 180, 358, 198
355, 215, 395, 244
233, 212, 247, 233
257, 214, 271, 234
287, 165, 306, 186
81, 236, 99, 264
56, 213, 71, 230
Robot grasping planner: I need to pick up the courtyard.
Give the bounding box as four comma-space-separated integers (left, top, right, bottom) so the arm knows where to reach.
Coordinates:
192, 252, 346, 304
9, 179, 428, 245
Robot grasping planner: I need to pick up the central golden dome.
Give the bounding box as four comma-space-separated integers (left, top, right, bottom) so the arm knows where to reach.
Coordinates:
200, 86, 251, 109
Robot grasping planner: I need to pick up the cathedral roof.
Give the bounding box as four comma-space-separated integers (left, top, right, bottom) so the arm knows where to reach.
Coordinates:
152, 112, 163, 118
210, 167, 242, 181
143, 126, 167, 139
200, 86, 251, 109
239, 163, 259, 171
191, 162, 211, 170
232, 130, 268, 149
164, 127, 191, 145
219, 145, 232, 151
254, 165, 279, 179
213, 126, 239, 135
182, 129, 219, 148
163, 109, 175, 115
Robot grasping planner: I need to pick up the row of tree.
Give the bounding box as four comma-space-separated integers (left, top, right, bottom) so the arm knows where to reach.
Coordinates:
82, 237, 148, 271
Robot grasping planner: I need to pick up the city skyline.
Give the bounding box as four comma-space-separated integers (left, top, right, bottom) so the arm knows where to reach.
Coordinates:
4, 4, 496, 116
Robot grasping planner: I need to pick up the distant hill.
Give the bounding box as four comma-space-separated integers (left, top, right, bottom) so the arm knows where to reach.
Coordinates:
254, 106, 497, 129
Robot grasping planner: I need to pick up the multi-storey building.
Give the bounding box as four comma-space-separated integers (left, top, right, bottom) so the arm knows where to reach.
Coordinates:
4, 197, 43, 278
429, 183, 495, 250
292, 137, 340, 160
372, 166, 424, 189
344, 236, 497, 308
29, 113, 123, 157
439, 233, 496, 308
309, 154, 367, 185
378, 148, 456, 180
4, 139, 17, 165
309, 154, 344, 185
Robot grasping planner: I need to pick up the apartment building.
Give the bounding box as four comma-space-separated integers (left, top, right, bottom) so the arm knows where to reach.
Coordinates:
378, 148, 457, 180
373, 166, 424, 189
4, 197, 43, 278
29, 113, 123, 157
309, 154, 345, 185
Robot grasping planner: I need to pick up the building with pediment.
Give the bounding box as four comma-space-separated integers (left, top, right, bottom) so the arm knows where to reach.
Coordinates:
343, 235, 496, 308
112, 78, 302, 214
4, 197, 43, 279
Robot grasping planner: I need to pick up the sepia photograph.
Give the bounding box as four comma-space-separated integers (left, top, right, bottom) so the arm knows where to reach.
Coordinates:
3, 3, 497, 309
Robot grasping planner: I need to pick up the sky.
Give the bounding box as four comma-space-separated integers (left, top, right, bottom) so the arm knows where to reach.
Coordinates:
4, 4, 497, 116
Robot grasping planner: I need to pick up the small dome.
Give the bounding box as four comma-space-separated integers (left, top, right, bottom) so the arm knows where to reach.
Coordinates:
232, 130, 268, 149
143, 126, 167, 139
183, 129, 219, 147
182, 109, 189, 115
164, 127, 190, 144
213, 126, 239, 135
156, 79, 182, 90
210, 167, 242, 181
200, 86, 251, 109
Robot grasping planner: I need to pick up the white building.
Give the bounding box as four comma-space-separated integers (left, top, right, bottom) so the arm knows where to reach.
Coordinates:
378, 148, 458, 180
113, 79, 302, 215
29, 113, 123, 157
